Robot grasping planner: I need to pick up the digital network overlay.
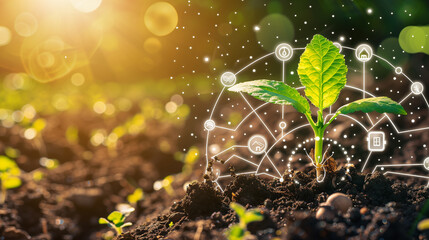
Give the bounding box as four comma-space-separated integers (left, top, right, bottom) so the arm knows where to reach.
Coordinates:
204, 41, 429, 191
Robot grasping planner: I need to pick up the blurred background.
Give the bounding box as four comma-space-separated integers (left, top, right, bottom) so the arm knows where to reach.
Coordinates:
0, 0, 428, 130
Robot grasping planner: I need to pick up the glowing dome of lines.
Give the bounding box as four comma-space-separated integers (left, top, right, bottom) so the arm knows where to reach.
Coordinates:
204, 41, 429, 191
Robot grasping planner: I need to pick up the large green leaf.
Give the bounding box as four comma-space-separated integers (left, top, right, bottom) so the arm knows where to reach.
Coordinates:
228, 80, 310, 114
337, 97, 407, 115
297, 34, 348, 110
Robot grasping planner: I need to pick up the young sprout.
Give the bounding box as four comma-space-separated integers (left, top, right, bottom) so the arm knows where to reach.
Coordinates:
153, 175, 175, 196
0, 156, 22, 204
99, 207, 134, 236
229, 34, 407, 182
182, 146, 200, 176
226, 202, 264, 240
127, 188, 144, 205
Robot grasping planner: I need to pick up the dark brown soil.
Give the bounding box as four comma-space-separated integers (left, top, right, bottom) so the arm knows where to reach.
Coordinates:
118, 166, 429, 240
0, 110, 185, 240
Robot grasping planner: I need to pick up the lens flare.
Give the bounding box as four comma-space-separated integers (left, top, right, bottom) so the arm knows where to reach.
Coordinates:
21, 36, 78, 82
70, 0, 102, 13
0, 26, 12, 46
14, 12, 38, 37
144, 2, 178, 37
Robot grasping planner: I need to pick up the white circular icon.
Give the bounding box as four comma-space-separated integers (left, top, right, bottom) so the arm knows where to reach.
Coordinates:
424, 157, 429, 170
395, 67, 403, 74
355, 44, 373, 62
220, 72, 236, 87
333, 42, 342, 53
204, 119, 216, 131
247, 135, 267, 155
411, 82, 424, 95
279, 121, 287, 129
275, 43, 293, 62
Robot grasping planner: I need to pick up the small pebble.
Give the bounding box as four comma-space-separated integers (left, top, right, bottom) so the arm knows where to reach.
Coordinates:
316, 203, 335, 220
326, 193, 352, 214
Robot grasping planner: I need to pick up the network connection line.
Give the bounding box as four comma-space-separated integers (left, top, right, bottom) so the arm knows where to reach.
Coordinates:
239, 92, 277, 140
235, 52, 274, 75
383, 171, 429, 179
223, 154, 259, 167
211, 145, 248, 159
371, 163, 423, 174
361, 151, 373, 172
209, 87, 225, 119
214, 102, 269, 132
204, 42, 429, 189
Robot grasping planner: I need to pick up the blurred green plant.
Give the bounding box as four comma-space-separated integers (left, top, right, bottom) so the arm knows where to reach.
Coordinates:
0, 156, 22, 204
127, 188, 144, 205
32, 170, 44, 182
99, 207, 134, 236
153, 175, 175, 196
182, 146, 199, 176
226, 202, 264, 240
39, 157, 59, 170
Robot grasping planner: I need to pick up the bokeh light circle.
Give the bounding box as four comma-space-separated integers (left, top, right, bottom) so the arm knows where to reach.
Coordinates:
399, 26, 428, 54
14, 12, 38, 37
70, 0, 102, 13
0, 26, 12, 46
71, 73, 85, 86
144, 37, 162, 54
144, 2, 178, 37
256, 14, 294, 51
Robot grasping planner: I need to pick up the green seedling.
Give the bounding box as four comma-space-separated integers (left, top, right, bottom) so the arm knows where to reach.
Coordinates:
127, 188, 144, 205
182, 146, 200, 176
99, 208, 134, 236
0, 156, 22, 204
153, 175, 175, 196
226, 202, 264, 240
229, 34, 407, 182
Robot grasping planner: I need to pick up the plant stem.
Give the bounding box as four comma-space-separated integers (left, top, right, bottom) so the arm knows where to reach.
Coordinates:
115, 227, 122, 236
314, 128, 324, 165
313, 110, 325, 182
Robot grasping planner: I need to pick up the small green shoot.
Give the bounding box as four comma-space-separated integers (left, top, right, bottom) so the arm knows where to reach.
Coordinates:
127, 188, 144, 205
418, 218, 429, 231
153, 175, 175, 196
32, 170, 44, 182
99, 207, 134, 236
182, 146, 199, 176
0, 156, 22, 204
226, 202, 264, 240
229, 34, 407, 182
4, 147, 20, 159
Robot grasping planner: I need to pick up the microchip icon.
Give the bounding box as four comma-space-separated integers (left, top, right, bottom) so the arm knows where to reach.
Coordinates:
367, 131, 386, 152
